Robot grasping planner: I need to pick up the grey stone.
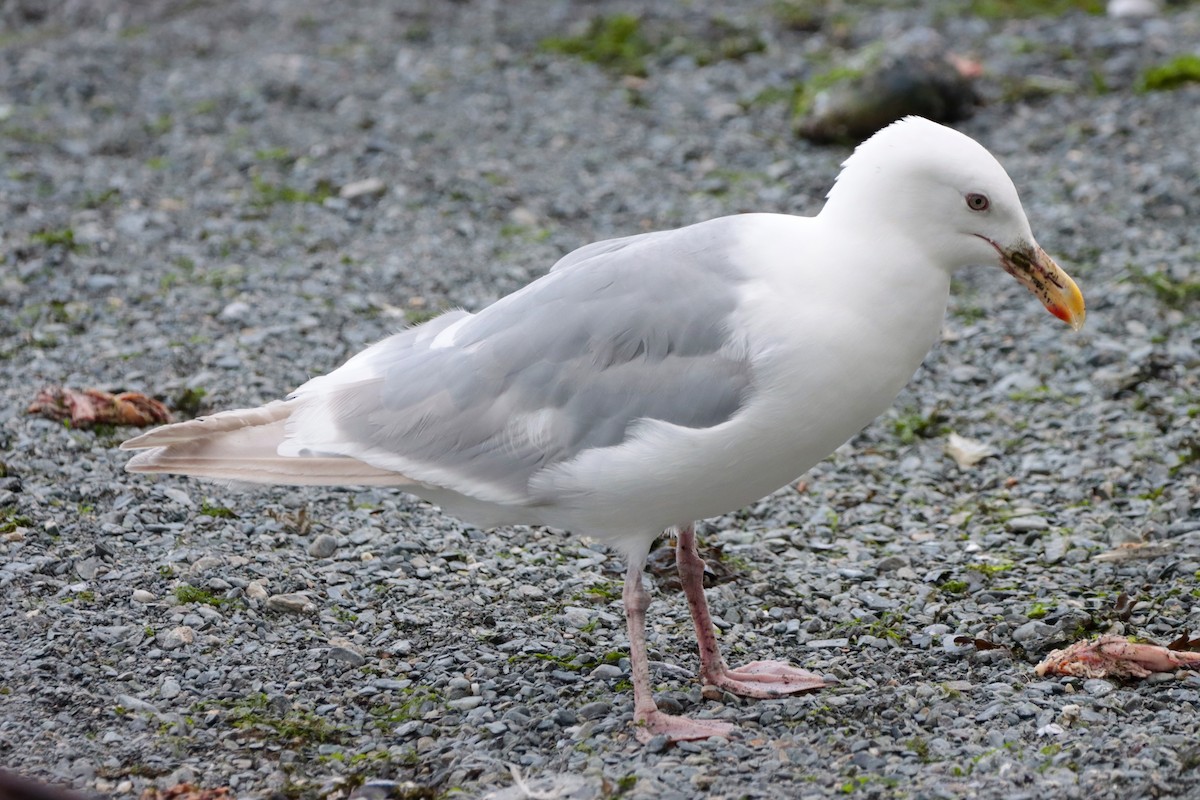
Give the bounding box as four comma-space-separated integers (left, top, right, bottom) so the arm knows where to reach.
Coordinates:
266, 593, 316, 614
577, 701, 611, 721
307, 533, 339, 559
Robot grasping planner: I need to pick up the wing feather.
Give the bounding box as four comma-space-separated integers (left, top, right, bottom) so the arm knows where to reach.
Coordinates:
282, 216, 758, 508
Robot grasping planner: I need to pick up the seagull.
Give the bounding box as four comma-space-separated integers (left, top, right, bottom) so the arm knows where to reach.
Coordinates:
122, 116, 1085, 743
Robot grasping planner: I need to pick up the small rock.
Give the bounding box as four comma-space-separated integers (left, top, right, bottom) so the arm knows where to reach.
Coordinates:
577, 701, 611, 721
327, 646, 366, 667
807, 638, 850, 648
339, 177, 386, 201
508, 206, 538, 227
975, 702, 1008, 722
1108, 0, 1158, 17
246, 580, 269, 600
1012, 620, 1058, 647
156, 626, 196, 650
589, 664, 624, 680
115, 694, 159, 714
86, 274, 120, 290
160, 679, 182, 699
1059, 704, 1082, 726
74, 557, 100, 581
188, 555, 224, 576
644, 733, 670, 753
132, 589, 157, 603
945, 433, 996, 469
267, 593, 316, 614
115, 212, 148, 235
796, 53, 978, 144
162, 487, 195, 508
1008, 515, 1050, 533
447, 696, 483, 711
308, 533, 339, 559
560, 606, 592, 629
219, 300, 252, 322
1043, 536, 1067, 564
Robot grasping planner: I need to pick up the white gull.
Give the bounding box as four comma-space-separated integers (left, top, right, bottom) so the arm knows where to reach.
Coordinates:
123, 117, 1085, 743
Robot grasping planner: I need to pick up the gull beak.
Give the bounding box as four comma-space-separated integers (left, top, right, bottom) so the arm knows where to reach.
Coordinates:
981, 237, 1086, 331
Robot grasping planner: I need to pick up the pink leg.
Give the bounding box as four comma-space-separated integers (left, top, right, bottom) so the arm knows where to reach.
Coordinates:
676, 523, 827, 698
623, 557, 734, 743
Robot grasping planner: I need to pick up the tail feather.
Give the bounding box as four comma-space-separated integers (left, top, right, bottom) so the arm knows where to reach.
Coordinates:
121, 400, 416, 488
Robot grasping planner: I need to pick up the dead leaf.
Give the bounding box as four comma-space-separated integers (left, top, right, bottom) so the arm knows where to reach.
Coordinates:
1167, 633, 1200, 653
1113, 592, 1135, 621
954, 635, 1006, 652
28, 387, 170, 428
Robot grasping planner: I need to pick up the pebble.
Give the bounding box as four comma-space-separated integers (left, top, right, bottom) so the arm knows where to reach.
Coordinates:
807, 638, 850, 648
1043, 536, 1067, 564
156, 626, 196, 649
446, 677, 473, 699
219, 301, 252, 322
1108, 0, 1160, 17
448, 696, 484, 711
340, 177, 387, 201
266, 593, 316, 614
1084, 679, 1117, 697
114, 694, 159, 715
1012, 621, 1061, 650
1007, 515, 1050, 533
162, 487, 195, 508
188, 555, 225, 576
577, 702, 611, 721
589, 664, 624, 680
308, 533, 339, 559
327, 646, 366, 667
132, 589, 156, 603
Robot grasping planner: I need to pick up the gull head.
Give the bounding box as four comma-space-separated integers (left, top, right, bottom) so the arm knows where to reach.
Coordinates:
822, 116, 1085, 330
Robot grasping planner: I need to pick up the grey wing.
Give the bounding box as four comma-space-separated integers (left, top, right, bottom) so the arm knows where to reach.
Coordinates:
547, 228, 677, 273
283, 216, 755, 507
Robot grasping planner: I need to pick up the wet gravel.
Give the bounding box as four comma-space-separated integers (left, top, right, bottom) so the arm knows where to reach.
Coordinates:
1, 1, 1198, 798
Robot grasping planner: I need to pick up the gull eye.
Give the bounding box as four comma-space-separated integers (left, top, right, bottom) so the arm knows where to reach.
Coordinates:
966, 192, 990, 211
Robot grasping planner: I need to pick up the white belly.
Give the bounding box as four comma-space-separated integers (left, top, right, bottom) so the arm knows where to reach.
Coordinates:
531, 239, 951, 546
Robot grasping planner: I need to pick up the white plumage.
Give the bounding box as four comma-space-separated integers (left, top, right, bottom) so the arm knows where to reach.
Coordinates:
123, 117, 1084, 743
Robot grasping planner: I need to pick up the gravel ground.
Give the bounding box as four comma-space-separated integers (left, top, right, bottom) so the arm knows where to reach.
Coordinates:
2, 1, 1199, 798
